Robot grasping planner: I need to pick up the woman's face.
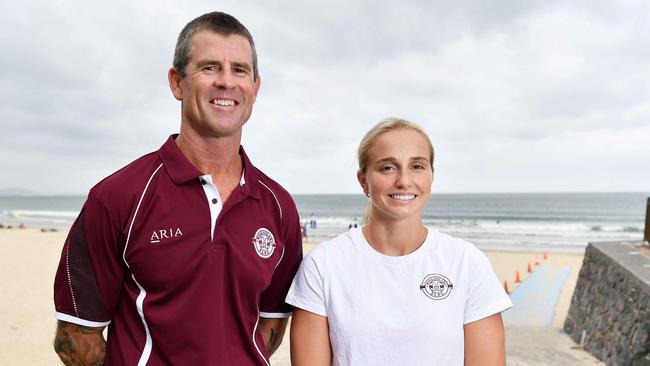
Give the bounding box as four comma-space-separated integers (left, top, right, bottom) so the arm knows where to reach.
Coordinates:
358, 128, 433, 224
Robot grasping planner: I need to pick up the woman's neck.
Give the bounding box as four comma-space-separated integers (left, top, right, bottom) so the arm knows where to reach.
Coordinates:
362, 217, 427, 256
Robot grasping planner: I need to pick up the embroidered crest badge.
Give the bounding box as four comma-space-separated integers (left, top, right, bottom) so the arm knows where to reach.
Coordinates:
252, 228, 276, 258
419, 274, 454, 300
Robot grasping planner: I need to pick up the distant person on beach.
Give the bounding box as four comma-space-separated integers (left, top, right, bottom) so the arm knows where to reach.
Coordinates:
302, 221, 309, 239
286, 118, 511, 366
309, 213, 317, 229
52, 12, 302, 365
347, 217, 358, 229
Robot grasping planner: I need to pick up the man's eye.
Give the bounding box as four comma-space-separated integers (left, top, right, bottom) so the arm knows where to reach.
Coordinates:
203, 66, 218, 72
381, 165, 396, 172
413, 164, 425, 170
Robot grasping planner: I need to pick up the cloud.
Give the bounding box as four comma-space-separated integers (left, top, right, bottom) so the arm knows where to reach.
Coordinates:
1, 0, 649, 194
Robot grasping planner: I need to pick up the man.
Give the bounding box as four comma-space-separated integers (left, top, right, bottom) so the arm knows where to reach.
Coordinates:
53, 12, 302, 365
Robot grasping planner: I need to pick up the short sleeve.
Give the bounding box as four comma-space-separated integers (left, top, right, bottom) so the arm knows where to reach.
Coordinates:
284, 246, 327, 317
463, 247, 512, 324
53, 191, 125, 327
258, 201, 303, 318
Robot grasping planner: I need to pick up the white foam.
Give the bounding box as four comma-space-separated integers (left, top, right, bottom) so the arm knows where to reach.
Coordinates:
14, 210, 79, 218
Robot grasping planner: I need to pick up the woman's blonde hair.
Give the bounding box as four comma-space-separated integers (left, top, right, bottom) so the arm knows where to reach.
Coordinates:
357, 118, 435, 224
357, 117, 434, 173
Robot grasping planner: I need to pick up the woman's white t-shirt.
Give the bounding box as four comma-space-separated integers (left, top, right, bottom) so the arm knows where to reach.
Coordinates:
285, 227, 512, 366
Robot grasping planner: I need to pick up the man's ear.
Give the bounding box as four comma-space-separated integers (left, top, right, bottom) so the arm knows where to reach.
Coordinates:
251, 75, 261, 103
168, 68, 183, 101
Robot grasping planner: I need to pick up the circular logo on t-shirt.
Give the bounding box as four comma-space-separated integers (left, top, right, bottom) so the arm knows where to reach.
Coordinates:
252, 228, 276, 258
419, 274, 454, 300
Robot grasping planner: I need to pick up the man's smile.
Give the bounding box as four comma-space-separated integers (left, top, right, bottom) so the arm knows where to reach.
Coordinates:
210, 98, 238, 106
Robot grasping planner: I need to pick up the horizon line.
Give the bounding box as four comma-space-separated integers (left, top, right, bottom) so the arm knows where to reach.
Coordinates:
2, 191, 649, 198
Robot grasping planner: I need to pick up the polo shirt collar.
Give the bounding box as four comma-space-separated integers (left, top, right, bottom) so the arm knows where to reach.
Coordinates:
239, 145, 261, 200
159, 135, 203, 185
159, 135, 261, 199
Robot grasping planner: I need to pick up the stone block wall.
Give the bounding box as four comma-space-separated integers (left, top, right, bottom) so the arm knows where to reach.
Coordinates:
564, 242, 650, 366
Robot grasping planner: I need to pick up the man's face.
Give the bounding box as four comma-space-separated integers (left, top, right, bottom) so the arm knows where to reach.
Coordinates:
170, 31, 261, 138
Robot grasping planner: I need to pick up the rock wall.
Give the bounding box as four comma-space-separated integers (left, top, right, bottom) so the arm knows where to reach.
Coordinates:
564, 241, 650, 366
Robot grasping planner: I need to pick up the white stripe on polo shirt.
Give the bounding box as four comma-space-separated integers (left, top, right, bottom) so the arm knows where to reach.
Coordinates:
252, 311, 271, 366
258, 180, 283, 220
199, 174, 223, 241
199, 171, 246, 241
122, 162, 163, 366
133, 274, 152, 366
55, 312, 111, 327
123, 163, 163, 266
259, 311, 292, 318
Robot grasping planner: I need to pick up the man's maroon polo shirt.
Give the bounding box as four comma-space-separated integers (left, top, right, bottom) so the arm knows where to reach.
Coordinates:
54, 135, 303, 365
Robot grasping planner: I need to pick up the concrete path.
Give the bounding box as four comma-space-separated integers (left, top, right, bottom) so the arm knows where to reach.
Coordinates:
507, 326, 604, 365
504, 265, 571, 326
504, 264, 605, 365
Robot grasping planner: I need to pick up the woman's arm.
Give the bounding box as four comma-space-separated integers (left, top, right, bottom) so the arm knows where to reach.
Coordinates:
464, 313, 506, 366
290, 308, 331, 366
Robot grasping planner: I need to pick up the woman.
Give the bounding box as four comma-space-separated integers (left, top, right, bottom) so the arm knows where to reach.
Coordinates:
285, 118, 512, 366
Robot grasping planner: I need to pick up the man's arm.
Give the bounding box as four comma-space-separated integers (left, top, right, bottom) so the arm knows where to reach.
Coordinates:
258, 317, 288, 356
53, 320, 106, 366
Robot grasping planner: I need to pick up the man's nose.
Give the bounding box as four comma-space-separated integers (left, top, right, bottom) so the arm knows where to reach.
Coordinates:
214, 70, 236, 89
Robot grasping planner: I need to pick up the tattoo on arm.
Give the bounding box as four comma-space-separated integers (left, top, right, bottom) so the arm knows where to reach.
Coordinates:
267, 328, 278, 352
264, 327, 283, 356
259, 318, 288, 356
54, 320, 106, 366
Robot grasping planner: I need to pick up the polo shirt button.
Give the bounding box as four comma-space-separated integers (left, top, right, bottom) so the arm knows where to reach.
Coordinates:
200, 178, 206, 185
212, 198, 218, 204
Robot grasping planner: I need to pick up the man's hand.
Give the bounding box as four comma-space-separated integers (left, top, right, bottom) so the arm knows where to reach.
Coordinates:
258, 317, 288, 356
54, 320, 106, 366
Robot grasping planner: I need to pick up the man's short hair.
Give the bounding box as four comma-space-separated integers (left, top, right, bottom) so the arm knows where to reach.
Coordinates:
173, 12, 258, 80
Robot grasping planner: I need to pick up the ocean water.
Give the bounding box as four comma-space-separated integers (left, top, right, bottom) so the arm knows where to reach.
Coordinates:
296, 193, 648, 252
1, 192, 647, 252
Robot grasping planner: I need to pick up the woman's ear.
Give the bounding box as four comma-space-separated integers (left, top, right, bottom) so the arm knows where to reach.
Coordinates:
357, 170, 368, 196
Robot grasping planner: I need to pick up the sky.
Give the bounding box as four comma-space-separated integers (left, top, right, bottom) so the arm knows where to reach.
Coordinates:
1, 0, 649, 195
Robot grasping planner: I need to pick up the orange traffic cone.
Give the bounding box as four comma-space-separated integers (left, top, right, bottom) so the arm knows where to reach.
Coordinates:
504, 280, 510, 294
527, 263, 533, 273
544, 252, 548, 260
515, 270, 521, 283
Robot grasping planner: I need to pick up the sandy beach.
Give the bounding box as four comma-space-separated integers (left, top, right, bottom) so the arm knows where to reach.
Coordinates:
0, 228, 66, 365
0, 227, 591, 365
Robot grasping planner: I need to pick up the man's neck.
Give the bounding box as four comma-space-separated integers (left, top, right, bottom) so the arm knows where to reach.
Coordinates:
176, 131, 242, 174
175, 129, 243, 204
